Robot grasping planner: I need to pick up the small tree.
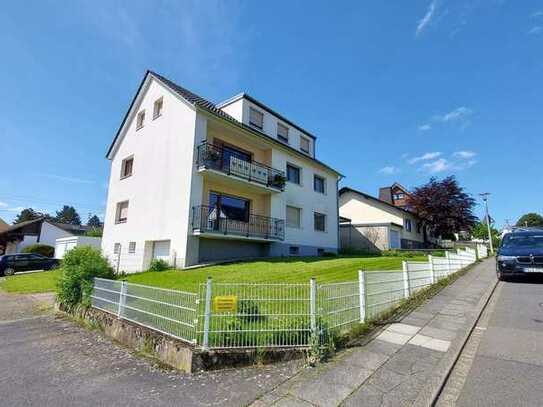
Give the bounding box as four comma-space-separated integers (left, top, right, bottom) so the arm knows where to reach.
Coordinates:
516, 213, 543, 227
471, 220, 500, 248
407, 176, 477, 238
55, 205, 81, 225
87, 214, 102, 228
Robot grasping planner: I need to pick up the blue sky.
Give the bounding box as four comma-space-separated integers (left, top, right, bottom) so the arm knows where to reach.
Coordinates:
1, 0, 542, 228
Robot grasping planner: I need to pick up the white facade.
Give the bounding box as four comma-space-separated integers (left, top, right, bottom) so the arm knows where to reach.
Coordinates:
102, 72, 341, 273
339, 188, 427, 251
55, 236, 102, 259
4, 221, 78, 254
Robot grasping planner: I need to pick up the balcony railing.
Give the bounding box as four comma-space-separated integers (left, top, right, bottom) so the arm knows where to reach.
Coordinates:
197, 142, 286, 191
192, 205, 285, 241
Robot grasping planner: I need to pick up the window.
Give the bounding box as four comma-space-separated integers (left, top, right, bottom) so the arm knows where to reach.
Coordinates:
313, 175, 326, 194
286, 164, 301, 184
393, 193, 405, 200
317, 248, 325, 256
314, 212, 326, 232
115, 201, 129, 224
153, 97, 163, 119
128, 242, 136, 254
136, 110, 145, 130
277, 123, 289, 143
121, 157, 134, 179
209, 192, 250, 222
286, 206, 301, 229
404, 219, 412, 232
289, 246, 300, 256
300, 136, 311, 154
113, 243, 121, 254
249, 107, 264, 129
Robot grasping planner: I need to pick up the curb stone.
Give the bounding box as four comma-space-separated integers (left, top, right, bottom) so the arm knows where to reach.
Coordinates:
412, 260, 498, 407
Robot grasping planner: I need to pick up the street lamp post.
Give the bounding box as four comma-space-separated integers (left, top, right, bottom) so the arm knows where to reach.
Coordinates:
479, 192, 494, 254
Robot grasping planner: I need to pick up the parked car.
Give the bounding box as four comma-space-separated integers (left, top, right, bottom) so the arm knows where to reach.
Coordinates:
496, 228, 543, 281
0, 253, 60, 276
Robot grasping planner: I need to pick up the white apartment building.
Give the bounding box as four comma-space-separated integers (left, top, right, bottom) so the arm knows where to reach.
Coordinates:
102, 71, 342, 272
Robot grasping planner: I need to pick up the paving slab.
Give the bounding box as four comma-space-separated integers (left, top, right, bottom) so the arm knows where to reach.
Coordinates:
253, 258, 497, 407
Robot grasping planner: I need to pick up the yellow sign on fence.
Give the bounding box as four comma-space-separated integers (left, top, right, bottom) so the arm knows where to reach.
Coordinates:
212, 295, 238, 313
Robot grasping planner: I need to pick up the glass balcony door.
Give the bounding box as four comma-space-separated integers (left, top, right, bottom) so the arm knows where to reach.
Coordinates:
208, 192, 251, 233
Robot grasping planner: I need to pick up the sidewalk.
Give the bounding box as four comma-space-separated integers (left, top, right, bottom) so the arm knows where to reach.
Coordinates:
251, 258, 497, 407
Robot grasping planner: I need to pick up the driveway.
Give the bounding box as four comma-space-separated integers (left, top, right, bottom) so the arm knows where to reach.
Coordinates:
0, 291, 302, 407
437, 275, 543, 406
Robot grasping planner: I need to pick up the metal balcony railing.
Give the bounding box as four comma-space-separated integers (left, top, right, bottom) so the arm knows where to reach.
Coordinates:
192, 205, 285, 241
196, 142, 286, 191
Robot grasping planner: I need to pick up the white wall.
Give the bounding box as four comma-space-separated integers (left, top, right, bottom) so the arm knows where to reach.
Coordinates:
102, 76, 199, 272
55, 236, 102, 259
271, 148, 339, 250
339, 191, 424, 243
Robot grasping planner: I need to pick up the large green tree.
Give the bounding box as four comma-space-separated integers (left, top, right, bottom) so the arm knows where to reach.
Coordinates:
516, 213, 543, 227
86, 214, 102, 228
54, 205, 81, 225
407, 176, 477, 238
13, 208, 45, 224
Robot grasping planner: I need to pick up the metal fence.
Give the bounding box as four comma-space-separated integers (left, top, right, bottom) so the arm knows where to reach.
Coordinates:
91, 246, 485, 350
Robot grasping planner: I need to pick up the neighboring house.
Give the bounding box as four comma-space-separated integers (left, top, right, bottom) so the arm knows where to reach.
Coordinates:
55, 236, 102, 259
339, 187, 430, 251
0, 217, 90, 255
102, 70, 342, 272
378, 183, 412, 210
0, 218, 8, 233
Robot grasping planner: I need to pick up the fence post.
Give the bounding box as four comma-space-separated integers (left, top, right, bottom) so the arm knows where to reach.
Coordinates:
118, 280, 127, 318
310, 278, 317, 338
116, 246, 121, 274
445, 251, 452, 275
358, 270, 366, 323
428, 255, 435, 284
402, 261, 410, 299
203, 277, 213, 350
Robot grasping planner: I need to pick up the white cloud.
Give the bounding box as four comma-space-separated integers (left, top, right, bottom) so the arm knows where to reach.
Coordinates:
418, 124, 432, 131
416, 0, 438, 37
434, 106, 473, 122
379, 166, 400, 175
528, 26, 543, 35
0, 201, 7, 208
408, 152, 442, 164
453, 150, 477, 159
422, 158, 451, 173
7, 206, 24, 213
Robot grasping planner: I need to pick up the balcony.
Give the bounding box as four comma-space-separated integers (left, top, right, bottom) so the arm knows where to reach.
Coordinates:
196, 142, 285, 192
192, 205, 285, 241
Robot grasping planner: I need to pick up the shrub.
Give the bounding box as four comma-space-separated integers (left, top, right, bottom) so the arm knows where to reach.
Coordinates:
85, 228, 103, 237
238, 299, 263, 322
22, 244, 55, 258
56, 246, 114, 310
321, 251, 337, 258
147, 259, 169, 272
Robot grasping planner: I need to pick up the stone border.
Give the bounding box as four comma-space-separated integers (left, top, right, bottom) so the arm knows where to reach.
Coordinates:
412, 262, 499, 406
60, 305, 306, 373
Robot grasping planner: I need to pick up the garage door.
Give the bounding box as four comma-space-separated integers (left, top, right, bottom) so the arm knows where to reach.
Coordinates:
152, 240, 171, 262
389, 230, 401, 249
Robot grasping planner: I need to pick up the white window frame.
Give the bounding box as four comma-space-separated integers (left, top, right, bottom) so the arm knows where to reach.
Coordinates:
313, 174, 326, 194
286, 163, 302, 185
153, 97, 163, 119
113, 243, 121, 254
120, 156, 134, 179
128, 242, 136, 254
249, 107, 264, 129
277, 122, 289, 143
136, 110, 145, 130
300, 136, 311, 154
286, 205, 302, 229
115, 201, 129, 224
404, 219, 412, 232
314, 212, 327, 232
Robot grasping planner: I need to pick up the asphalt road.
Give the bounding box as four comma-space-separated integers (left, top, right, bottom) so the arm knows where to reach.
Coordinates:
437, 274, 543, 406
0, 291, 302, 407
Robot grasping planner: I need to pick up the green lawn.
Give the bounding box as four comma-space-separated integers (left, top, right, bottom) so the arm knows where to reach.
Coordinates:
124, 255, 426, 292
0, 269, 61, 294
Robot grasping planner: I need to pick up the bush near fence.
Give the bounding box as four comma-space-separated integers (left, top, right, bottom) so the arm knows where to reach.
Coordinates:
91, 245, 487, 351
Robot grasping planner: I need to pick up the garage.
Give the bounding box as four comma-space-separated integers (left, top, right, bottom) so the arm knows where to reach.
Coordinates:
152, 240, 171, 262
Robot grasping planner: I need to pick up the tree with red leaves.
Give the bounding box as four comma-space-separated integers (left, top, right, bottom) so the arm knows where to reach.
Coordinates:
407, 176, 477, 239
